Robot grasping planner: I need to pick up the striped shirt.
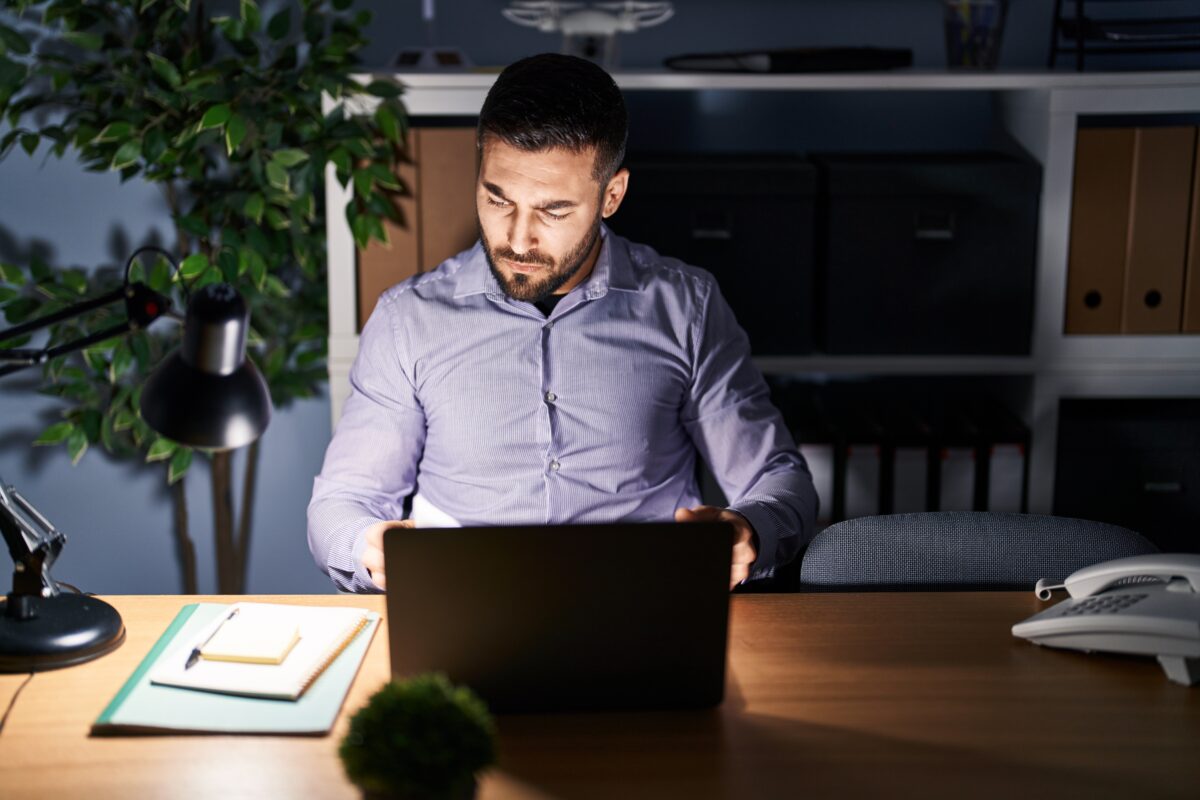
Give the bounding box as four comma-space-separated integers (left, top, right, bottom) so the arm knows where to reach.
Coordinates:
307, 226, 817, 592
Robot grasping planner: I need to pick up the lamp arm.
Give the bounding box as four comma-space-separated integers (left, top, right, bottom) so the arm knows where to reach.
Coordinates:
0, 282, 171, 378
0, 478, 64, 610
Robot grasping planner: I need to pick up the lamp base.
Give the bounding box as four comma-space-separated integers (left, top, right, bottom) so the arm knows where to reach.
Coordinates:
0, 593, 125, 672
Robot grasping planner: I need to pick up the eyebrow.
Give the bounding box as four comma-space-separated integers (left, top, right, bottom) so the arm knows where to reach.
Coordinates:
483, 181, 578, 212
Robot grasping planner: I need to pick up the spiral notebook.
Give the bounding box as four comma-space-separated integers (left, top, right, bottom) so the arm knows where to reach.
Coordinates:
149, 602, 372, 700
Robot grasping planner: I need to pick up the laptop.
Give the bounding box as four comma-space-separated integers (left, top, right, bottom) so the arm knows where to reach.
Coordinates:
383, 522, 733, 713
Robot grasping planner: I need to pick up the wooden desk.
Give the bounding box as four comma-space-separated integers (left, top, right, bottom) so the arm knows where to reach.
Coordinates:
0, 593, 1196, 799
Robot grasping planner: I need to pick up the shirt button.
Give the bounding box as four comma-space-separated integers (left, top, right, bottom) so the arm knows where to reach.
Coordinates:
549, 459, 560, 472
544, 321, 554, 330
545, 391, 556, 403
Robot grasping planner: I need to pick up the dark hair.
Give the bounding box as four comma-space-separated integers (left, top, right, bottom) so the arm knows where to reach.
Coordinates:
477, 53, 628, 182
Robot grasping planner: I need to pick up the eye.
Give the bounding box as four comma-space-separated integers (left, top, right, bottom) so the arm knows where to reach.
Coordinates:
542, 210, 568, 222
486, 196, 510, 209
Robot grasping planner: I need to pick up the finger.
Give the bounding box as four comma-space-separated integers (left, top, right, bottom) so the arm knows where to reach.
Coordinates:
361, 546, 387, 589
732, 541, 757, 567
729, 563, 749, 590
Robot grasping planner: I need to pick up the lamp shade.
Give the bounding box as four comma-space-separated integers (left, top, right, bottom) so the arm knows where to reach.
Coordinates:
139, 283, 271, 450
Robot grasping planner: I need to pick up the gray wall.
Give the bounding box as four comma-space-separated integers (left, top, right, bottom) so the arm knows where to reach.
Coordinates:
0, 1, 1195, 595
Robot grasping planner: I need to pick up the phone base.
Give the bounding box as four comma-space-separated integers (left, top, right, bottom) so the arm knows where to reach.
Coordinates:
1157, 655, 1200, 686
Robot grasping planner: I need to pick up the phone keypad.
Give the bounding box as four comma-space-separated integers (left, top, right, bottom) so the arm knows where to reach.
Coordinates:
1060, 593, 1148, 616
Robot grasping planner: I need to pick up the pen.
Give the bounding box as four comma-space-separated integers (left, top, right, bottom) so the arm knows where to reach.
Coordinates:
184, 607, 240, 670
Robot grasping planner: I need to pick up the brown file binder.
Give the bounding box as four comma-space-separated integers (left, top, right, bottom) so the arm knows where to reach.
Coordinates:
1064, 128, 1135, 334
356, 128, 477, 329
1183, 132, 1200, 333
1121, 126, 1195, 334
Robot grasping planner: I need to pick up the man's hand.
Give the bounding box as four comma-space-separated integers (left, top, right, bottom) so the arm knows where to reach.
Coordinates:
675, 505, 758, 590
361, 519, 415, 591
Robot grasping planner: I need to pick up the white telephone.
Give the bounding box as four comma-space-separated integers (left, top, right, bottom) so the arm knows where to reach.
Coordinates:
1012, 554, 1200, 686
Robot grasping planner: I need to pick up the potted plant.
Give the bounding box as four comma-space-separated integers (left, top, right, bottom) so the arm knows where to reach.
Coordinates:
340, 674, 497, 800
0, 0, 405, 592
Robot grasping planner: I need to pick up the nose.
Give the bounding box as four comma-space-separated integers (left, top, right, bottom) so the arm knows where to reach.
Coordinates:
507, 210, 537, 255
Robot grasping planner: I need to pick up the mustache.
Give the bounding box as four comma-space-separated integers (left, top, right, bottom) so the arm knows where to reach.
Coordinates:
493, 247, 553, 267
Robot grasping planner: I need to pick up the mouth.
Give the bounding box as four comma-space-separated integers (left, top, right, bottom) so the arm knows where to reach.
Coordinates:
505, 259, 546, 274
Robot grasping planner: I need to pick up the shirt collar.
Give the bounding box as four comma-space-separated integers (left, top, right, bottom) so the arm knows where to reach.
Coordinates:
453, 224, 639, 301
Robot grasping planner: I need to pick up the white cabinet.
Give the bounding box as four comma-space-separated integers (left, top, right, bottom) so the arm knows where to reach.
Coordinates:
324, 70, 1200, 514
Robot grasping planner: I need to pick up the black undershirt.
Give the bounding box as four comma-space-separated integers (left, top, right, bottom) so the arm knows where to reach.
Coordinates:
534, 294, 566, 317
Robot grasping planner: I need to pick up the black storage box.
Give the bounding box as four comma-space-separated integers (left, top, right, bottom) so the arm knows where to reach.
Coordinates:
610, 154, 817, 355
1053, 398, 1200, 553
817, 152, 1041, 355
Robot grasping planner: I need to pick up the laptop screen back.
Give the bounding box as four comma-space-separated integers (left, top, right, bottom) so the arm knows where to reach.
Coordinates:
383, 522, 732, 713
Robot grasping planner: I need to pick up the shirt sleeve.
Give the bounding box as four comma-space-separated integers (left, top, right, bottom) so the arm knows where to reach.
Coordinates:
307, 293, 427, 592
680, 276, 819, 580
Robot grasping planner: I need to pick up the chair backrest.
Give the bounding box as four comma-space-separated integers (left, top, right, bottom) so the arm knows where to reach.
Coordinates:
798, 512, 1158, 590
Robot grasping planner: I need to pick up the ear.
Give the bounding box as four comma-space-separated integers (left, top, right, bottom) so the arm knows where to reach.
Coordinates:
600, 167, 630, 219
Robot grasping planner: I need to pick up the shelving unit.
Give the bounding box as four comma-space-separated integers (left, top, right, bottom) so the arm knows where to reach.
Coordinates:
324, 69, 1200, 517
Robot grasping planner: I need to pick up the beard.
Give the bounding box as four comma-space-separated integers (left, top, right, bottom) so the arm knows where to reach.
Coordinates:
480, 213, 603, 303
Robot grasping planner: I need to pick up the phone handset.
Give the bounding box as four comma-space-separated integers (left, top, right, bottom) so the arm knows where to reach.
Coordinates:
1034, 554, 1200, 600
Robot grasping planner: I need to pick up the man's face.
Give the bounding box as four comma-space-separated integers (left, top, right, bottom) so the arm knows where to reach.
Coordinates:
477, 136, 626, 303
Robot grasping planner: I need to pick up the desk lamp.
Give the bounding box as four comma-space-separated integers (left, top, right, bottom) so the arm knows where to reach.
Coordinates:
0, 248, 271, 672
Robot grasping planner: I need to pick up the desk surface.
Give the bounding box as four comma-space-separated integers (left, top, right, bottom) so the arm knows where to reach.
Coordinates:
0, 593, 1197, 799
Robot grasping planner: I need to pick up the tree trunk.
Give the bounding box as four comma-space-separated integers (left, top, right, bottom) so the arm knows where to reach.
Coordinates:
170, 479, 198, 594
211, 449, 239, 593
236, 438, 260, 588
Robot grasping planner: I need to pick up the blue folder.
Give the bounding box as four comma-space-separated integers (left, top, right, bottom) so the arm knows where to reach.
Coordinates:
92, 602, 379, 735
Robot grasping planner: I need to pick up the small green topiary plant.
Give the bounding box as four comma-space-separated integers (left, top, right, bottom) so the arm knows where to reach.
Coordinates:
339, 674, 497, 800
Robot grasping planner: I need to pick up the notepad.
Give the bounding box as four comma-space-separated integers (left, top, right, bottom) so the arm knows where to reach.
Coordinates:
149, 602, 371, 701
200, 610, 300, 664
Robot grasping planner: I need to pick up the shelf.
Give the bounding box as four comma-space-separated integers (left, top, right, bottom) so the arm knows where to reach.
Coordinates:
370, 70, 1200, 116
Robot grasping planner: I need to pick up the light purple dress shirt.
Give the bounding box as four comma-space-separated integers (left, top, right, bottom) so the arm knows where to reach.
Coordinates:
308, 226, 817, 592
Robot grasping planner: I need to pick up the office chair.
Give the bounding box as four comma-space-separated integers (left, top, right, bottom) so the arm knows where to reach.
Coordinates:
797, 512, 1157, 591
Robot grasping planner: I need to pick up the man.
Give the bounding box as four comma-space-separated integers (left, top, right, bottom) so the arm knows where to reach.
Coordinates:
308, 53, 817, 593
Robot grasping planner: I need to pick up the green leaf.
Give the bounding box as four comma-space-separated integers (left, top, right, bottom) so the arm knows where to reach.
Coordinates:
199, 103, 232, 130
332, 0, 353, 9
267, 8, 291, 40
109, 344, 133, 382
263, 274, 290, 298
244, 248, 266, 288
111, 139, 142, 170
225, 113, 247, 155
148, 256, 172, 292
63, 32, 103, 51
0, 287, 16, 303
62, 269, 87, 295
179, 214, 209, 237
218, 248, 238, 281
364, 80, 402, 99
243, 193, 265, 224
145, 437, 177, 463
146, 53, 182, 88
0, 263, 26, 285
374, 104, 402, 145
264, 207, 289, 230
19, 133, 37, 156
113, 408, 137, 432
168, 447, 192, 484
0, 24, 31, 56
265, 160, 289, 191
328, 146, 351, 177
34, 422, 75, 446
143, 125, 167, 164
95, 121, 133, 142
271, 148, 309, 167
240, 0, 261, 31
67, 429, 88, 465
368, 163, 401, 190
352, 168, 373, 199
179, 253, 209, 279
